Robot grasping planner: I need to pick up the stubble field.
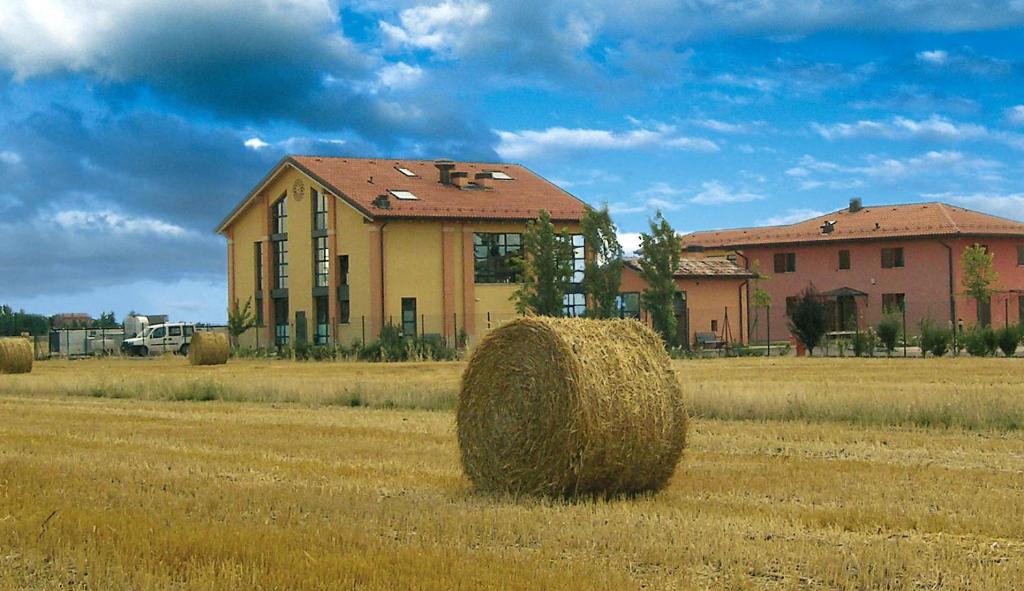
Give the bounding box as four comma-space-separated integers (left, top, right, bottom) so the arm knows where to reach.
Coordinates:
1, 357, 1023, 589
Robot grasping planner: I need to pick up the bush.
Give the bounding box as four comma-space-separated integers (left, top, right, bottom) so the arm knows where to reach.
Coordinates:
919, 319, 951, 358
788, 287, 828, 356
852, 330, 876, 357
358, 325, 461, 362
963, 325, 997, 357
996, 325, 1020, 357
876, 311, 901, 356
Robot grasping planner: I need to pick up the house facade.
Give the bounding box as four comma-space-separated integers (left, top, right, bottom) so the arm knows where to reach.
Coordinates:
681, 200, 1024, 342
620, 256, 755, 347
217, 156, 586, 348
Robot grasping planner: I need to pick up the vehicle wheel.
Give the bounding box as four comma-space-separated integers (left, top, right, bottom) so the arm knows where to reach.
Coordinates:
138, 346, 149, 357
180, 344, 189, 356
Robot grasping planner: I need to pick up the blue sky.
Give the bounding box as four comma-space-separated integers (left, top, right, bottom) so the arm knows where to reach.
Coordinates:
2, 1, 1024, 323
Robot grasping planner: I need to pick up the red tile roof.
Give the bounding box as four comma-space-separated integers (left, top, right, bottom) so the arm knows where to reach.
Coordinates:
626, 256, 755, 279
681, 202, 1024, 249
218, 156, 587, 231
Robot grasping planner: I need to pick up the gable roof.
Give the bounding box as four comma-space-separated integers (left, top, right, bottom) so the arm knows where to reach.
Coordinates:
680, 202, 1024, 249
217, 156, 587, 233
625, 256, 756, 279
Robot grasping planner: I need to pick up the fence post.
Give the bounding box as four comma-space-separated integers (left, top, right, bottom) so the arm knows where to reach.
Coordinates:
487, 311, 491, 330
902, 304, 907, 358
766, 306, 771, 357
421, 313, 425, 338
361, 316, 366, 344
65, 328, 70, 359
1005, 297, 1009, 329
453, 313, 458, 348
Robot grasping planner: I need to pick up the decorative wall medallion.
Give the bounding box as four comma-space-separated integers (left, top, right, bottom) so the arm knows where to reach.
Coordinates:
292, 178, 306, 201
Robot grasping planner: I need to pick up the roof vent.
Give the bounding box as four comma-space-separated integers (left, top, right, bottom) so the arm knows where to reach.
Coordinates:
434, 159, 456, 185
849, 197, 863, 213
821, 220, 837, 234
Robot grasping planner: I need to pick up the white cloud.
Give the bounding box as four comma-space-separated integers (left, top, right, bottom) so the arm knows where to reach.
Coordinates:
916, 49, 949, 65
759, 208, 826, 227
1005, 105, 1024, 125
790, 150, 1004, 191
812, 115, 988, 142
380, 0, 491, 54
922, 192, 1024, 222
243, 137, 269, 150
690, 118, 767, 134
0, 150, 22, 165
494, 124, 717, 159
54, 210, 189, 237
690, 181, 765, 205
617, 232, 643, 257
376, 61, 425, 90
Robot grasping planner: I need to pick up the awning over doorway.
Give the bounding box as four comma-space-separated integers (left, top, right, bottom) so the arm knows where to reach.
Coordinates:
819, 286, 869, 298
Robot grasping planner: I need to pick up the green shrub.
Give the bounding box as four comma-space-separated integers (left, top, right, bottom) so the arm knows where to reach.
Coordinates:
963, 325, 997, 357
852, 331, 871, 357
876, 311, 901, 356
919, 319, 951, 358
996, 325, 1020, 357
788, 287, 828, 356
358, 325, 461, 362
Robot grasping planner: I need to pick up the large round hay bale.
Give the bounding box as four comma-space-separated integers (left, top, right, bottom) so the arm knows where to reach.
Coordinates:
458, 317, 688, 497
188, 331, 229, 366
0, 337, 34, 374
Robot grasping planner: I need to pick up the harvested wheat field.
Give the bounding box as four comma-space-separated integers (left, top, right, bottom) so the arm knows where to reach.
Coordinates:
1, 357, 1023, 589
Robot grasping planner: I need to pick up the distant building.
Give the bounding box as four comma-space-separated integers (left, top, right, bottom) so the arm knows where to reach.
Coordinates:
217, 156, 587, 347
51, 313, 93, 329
620, 256, 755, 347
681, 199, 1024, 341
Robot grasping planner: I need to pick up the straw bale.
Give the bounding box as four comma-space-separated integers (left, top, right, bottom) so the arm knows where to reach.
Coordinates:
0, 337, 34, 374
188, 331, 229, 366
458, 317, 687, 497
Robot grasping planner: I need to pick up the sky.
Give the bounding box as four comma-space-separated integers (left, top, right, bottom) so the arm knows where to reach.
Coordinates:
2, 1, 1024, 323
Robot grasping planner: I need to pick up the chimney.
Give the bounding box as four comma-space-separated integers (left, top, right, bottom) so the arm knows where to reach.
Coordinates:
450, 171, 469, 189
474, 172, 492, 190
849, 197, 863, 213
434, 159, 456, 185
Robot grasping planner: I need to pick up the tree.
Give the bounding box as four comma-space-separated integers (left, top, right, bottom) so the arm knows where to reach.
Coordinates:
637, 211, 681, 345
788, 286, 828, 356
876, 309, 901, 356
512, 209, 574, 316
580, 205, 624, 319
96, 311, 119, 328
749, 261, 772, 339
227, 297, 257, 348
961, 244, 999, 327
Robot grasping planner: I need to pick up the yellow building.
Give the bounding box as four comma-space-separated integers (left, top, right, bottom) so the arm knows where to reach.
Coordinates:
216, 156, 587, 348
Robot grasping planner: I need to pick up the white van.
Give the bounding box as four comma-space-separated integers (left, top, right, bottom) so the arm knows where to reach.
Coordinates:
122, 323, 195, 357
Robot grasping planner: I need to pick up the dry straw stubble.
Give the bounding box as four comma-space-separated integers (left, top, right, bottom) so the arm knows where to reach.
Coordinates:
188, 331, 230, 366
458, 317, 688, 497
0, 336, 34, 374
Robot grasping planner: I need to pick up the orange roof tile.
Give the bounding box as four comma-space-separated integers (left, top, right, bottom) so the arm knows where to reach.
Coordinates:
218, 156, 587, 232
681, 202, 1024, 249
625, 256, 755, 279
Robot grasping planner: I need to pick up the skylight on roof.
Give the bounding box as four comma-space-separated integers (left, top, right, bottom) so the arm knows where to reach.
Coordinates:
396, 166, 417, 177
489, 171, 513, 180
390, 190, 418, 200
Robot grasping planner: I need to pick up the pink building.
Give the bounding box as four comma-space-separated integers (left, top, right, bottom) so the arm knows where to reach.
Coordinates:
681, 199, 1024, 342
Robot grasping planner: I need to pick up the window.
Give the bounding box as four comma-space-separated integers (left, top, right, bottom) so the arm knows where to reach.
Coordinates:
617, 292, 641, 319
274, 298, 289, 345
313, 189, 328, 232
184, 325, 194, 338
314, 296, 329, 345
785, 296, 799, 317
474, 233, 522, 283
838, 249, 850, 270
488, 171, 513, 180
273, 240, 288, 289
339, 300, 350, 324
151, 326, 166, 338
338, 255, 349, 286
563, 292, 586, 317
272, 194, 287, 235
711, 319, 718, 333
773, 252, 796, 273
314, 236, 329, 288
169, 325, 182, 337
395, 166, 417, 177
401, 298, 417, 337
881, 247, 904, 269
568, 234, 585, 284
881, 293, 905, 312
255, 296, 263, 327
254, 242, 263, 291
390, 190, 418, 201
673, 291, 687, 316
1018, 245, 1024, 266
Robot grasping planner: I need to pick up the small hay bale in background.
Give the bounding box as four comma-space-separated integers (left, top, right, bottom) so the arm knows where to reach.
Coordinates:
188, 331, 229, 366
0, 337, 34, 374
458, 317, 688, 498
